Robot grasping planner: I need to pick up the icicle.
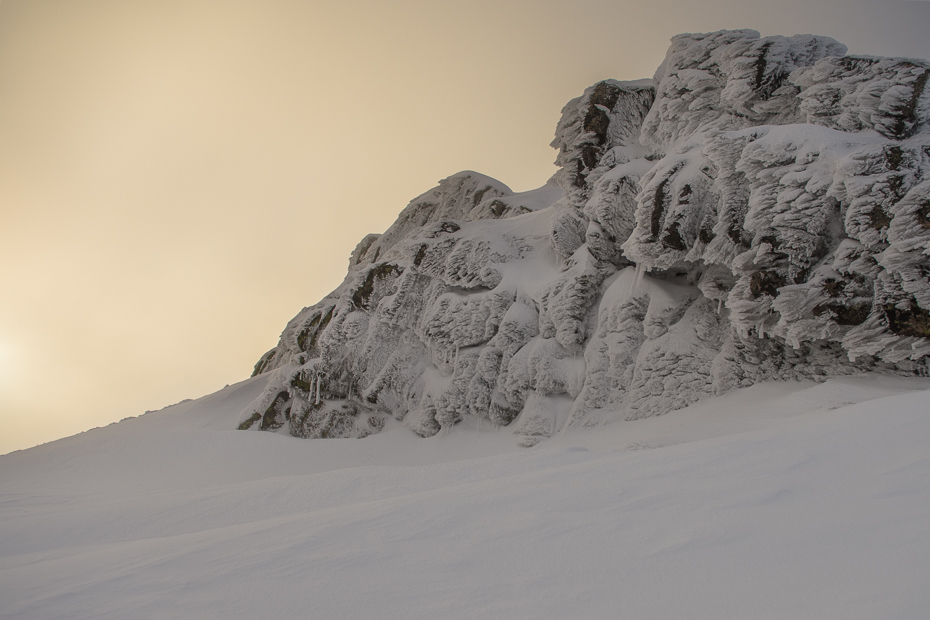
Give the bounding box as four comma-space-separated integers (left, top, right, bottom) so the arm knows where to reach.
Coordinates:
717, 298, 723, 314
630, 262, 647, 296
315, 373, 321, 405
635, 263, 647, 289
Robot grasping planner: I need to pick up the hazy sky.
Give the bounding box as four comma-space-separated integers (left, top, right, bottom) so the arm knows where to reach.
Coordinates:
1, 0, 928, 454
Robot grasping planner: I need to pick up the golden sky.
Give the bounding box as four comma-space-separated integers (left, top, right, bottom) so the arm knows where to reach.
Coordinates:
1, 0, 928, 454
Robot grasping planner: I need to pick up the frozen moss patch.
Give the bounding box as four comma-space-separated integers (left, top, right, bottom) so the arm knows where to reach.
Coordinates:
352, 263, 401, 309
237, 412, 261, 431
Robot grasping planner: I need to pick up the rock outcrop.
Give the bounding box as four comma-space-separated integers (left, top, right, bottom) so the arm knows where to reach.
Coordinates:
241, 30, 930, 445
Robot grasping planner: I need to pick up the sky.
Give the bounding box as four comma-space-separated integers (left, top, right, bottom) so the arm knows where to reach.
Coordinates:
1, 0, 929, 454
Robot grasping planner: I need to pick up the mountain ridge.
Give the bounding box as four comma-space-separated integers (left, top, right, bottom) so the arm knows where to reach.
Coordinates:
243, 29, 930, 444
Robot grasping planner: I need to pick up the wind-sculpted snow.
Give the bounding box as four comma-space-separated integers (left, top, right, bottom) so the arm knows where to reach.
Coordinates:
244, 30, 930, 445
641, 30, 848, 152
793, 56, 930, 140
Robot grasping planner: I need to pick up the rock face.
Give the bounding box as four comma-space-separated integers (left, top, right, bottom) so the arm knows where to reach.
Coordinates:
241, 30, 930, 445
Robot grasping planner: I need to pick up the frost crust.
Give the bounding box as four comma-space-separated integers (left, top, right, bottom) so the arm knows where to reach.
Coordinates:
241, 31, 930, 443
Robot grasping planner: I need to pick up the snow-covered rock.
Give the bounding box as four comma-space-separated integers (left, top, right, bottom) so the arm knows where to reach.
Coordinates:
244, 30, 930, 445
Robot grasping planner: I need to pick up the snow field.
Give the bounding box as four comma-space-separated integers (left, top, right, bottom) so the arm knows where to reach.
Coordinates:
2, 374, 930, 619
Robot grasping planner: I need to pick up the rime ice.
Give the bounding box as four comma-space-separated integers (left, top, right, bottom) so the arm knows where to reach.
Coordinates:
244, 30, 930, 445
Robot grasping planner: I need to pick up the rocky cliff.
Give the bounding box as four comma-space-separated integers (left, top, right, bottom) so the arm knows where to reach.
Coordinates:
240, 29, 930, 445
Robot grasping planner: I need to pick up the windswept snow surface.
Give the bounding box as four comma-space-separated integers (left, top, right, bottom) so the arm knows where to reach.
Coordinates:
2, 375, 930, 619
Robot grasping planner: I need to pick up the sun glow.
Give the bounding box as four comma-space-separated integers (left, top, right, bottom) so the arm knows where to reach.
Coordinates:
0, 341, 13, 376
0, 341, 13, 394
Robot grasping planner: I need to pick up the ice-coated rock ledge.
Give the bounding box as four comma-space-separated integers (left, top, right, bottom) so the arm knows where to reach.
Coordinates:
241, 29, 930, 445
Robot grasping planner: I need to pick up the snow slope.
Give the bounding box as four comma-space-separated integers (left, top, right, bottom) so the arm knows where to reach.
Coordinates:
2, 373, 929, 619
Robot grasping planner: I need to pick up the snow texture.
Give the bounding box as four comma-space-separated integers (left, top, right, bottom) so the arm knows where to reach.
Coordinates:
246, 30, 930, 445
4, 374, 930, 619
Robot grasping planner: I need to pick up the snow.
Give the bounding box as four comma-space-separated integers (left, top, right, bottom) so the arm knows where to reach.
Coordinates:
241, 30, 930, 446
2, 373, 930, 618
5, 28, 930, 617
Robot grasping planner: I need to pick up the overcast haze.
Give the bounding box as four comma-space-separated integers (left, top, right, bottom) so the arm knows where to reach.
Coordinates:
1, 0, 929, 454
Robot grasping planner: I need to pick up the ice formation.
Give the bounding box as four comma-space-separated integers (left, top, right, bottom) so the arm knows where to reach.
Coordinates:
241, 30, 930, 445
